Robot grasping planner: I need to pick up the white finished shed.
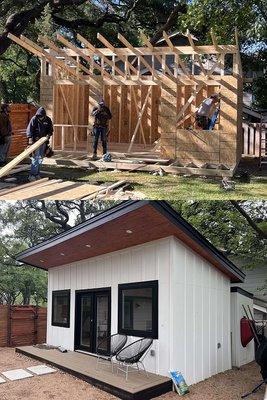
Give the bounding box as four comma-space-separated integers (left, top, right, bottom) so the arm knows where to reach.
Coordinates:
17, 201, 246, 390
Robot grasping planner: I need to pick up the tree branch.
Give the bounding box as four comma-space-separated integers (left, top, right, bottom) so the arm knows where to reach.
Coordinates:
230, 200, 267, 240
52, 0, 142, 29
150, 3, 187, 46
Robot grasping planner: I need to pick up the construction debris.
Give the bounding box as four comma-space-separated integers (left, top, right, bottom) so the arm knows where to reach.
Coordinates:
43, 152, 234, 177
220, 177, 236, 191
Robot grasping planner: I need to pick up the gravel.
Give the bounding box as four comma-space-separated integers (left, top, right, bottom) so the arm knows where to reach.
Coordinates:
0, 348, 265, 400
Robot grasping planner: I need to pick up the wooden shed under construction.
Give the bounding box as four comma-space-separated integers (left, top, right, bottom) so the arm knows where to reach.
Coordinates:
8, 29, 243, 174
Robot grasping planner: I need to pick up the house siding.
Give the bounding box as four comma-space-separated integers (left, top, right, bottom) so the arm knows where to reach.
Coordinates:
171, 237, 231, 384
47, 236, 231, 384
231, 291, 254, 367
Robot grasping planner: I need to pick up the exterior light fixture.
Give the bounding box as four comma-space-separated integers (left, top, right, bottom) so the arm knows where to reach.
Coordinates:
126, 230, 133, 234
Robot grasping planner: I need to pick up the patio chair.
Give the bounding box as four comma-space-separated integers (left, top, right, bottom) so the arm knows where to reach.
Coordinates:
115, 338, 153, 380
96, 333, 127, 372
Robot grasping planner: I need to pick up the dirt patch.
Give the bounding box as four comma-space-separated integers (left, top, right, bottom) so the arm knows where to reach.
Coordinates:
157, 362, 264, 400
0, 348, 265, 400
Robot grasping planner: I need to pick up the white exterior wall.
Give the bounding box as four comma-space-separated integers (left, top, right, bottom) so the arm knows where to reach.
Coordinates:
171, 237, 231, 384
231, 291, 254, 367
47, 236, 231, 384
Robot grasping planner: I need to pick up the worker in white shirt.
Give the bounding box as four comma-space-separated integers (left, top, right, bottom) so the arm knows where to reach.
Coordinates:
196, 93, 220, 130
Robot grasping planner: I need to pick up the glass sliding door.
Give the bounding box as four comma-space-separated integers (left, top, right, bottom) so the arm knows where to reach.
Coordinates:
75, 289, 111, 354
80, 294, 93, 350
96, 294, 109, 354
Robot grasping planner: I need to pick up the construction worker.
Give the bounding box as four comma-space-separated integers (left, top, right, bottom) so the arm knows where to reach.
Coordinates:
26, 107, 53, 181
196, 93, 220, 130
91, 99, 112, 160
0, 103, 13, 167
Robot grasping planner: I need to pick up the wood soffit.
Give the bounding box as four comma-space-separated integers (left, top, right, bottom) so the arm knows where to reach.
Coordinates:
18, 202, 244, 283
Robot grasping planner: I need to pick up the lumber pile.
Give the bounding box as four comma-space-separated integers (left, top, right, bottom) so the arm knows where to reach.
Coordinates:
0, 178, 134, 200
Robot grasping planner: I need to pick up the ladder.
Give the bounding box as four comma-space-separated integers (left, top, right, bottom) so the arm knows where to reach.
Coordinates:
259, 118, 267, 169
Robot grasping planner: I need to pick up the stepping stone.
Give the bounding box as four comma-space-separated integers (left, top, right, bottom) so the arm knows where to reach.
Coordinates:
0, 377, 6, 384
2, 369, 33, 381
26, 365, 57, 375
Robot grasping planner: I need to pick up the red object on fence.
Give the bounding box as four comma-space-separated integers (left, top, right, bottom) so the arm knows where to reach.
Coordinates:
241, 317, 254, 347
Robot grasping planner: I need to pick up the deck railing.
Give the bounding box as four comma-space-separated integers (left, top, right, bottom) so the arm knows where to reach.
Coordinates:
242, 122, 267, 157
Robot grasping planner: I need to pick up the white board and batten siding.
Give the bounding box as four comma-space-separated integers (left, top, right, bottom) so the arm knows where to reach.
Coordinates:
47, 236, 231, 385
231, 290, 254, 368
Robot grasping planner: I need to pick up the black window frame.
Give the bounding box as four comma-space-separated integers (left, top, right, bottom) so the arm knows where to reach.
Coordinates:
118, 280, 158, 339
52, 289, 71, 328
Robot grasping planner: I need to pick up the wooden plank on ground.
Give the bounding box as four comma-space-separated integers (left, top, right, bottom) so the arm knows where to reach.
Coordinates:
0, 137, 48, 179
0, 180, 66, 200
87, 160, 233, 176
82, 180, 127, 200
46, 183, 105, 200
13, 181, 78, 200
0, 178, 50, 196
8, 165, 30, 175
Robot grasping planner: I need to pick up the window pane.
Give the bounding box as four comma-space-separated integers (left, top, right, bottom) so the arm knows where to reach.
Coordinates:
122, 287, 153, 332
53, 292, 69, 325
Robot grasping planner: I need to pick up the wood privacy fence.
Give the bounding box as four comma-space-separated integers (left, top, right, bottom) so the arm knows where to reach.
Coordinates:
9, 104, 37, 157
242, 122, 267, 157
0, 305, 47, 347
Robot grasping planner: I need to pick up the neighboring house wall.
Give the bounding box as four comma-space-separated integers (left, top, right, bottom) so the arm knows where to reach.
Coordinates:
231, 291, 254, 367
238, 264, 267, 304
47, 236, 231, 385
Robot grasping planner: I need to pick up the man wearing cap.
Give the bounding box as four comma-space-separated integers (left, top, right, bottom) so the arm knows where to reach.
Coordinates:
91, 99, 112, 160
0, 103, 13, 167
26, 107, 53, 181
196, 94, 220, 130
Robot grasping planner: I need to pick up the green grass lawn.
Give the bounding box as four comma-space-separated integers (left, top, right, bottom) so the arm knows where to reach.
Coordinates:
42, 165, 267, 200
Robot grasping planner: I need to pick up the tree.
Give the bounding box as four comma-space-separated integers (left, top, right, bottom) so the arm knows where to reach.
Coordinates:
170, 200, 267, 267
0, 200, 113, 305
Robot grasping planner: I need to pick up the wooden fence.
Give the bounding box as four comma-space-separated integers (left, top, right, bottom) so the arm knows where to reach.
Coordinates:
242, 122, 267, 157
9, 104, 37, 157
0, 305, 47, 347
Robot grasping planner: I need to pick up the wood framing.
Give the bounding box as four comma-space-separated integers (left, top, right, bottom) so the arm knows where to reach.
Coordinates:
8, 29, 244, 171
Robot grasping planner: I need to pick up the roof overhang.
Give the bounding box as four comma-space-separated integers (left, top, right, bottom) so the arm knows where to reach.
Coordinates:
254, 304, 267, 314
17, 201, 245, 283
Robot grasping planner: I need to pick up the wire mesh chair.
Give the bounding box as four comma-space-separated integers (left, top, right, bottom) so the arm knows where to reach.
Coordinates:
115, 338, 153, 380
96, 333, 128, 372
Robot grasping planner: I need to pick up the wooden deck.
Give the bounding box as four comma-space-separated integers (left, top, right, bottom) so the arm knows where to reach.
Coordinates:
16, 346, 172, 400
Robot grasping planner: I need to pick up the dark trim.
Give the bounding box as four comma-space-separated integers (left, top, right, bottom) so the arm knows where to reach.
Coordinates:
52, 290, 71, 328
231, 286, 254, 299
16, 200, 245, 283
74, 287, 111, 354
118, 280, 158, 339
15, 347, 172, 400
